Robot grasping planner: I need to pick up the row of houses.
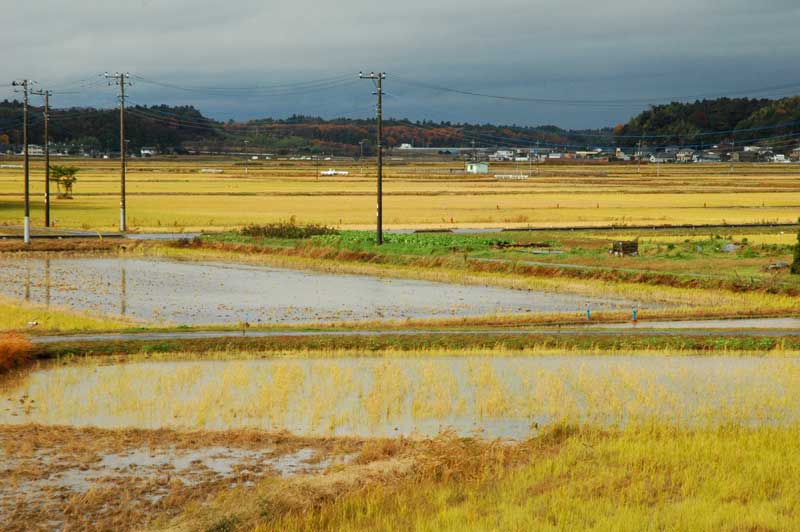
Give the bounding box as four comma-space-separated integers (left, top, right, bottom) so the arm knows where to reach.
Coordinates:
479, 145, 800, 164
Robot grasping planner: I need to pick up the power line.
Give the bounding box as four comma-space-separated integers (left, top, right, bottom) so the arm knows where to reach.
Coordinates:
131, 74, 357, 96
393, 76, 800, 108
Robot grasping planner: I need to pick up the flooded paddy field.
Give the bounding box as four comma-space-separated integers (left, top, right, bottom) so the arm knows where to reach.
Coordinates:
3, 355, 799, 439
0, 256, 645, 325
3, 352, 800, 530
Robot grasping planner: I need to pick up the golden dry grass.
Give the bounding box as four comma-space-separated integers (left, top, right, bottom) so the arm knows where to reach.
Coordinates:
0, 295, 131, 333
266, 425, 800, 532
1, 158, 799, 231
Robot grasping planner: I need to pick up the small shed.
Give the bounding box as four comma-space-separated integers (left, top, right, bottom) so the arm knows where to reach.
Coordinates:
466, 162, 489, 174
611, 240, 639, 257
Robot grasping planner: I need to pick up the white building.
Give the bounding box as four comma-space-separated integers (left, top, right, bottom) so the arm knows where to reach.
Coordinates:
465, 161, 489, 174
24, 145, 44, 156
489, 149, 515, 161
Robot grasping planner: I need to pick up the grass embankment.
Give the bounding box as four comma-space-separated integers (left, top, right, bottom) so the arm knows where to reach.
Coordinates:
156, 426, 800, 532
200, 227, 800, 291
37, 333, 800, 361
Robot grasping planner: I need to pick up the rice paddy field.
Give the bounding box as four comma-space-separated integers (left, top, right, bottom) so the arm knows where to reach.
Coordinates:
2, 157, 800, 531
1, 156, 800, 231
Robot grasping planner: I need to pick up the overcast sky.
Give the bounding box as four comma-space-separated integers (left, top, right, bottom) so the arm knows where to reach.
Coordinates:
3, 0, 800, 128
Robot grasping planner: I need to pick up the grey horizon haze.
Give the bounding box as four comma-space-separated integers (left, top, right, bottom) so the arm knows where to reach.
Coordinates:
4, 0, 800, 129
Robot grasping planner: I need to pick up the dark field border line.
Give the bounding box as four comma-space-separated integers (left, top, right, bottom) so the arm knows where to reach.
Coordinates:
29, 327, 800, 347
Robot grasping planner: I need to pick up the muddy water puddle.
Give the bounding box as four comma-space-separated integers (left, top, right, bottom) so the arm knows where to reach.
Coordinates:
3, 355, 799, 438
0, 425, 356, 532
0, 256, 644, 325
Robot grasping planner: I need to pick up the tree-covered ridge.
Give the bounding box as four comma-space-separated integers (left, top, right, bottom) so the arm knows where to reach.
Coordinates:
0, 99, 609, 154
2, 95, 799, 154
0, 101, 219, 152
614, 97, 800, 147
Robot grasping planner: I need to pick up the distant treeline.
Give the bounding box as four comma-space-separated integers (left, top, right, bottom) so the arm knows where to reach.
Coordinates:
0, 101, 218, 153
614, 96, 800, 148
1, 95, 799, 154
0, 100, 609, 155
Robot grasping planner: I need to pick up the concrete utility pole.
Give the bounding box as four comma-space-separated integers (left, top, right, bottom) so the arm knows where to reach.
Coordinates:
32, 89, 52, 227
244, 139, 250, 175
12, 79, 35, 244
637, 138, 643, 174
359, 139, 366, 177
359, 71, 385, 245
105, 73, 131, 232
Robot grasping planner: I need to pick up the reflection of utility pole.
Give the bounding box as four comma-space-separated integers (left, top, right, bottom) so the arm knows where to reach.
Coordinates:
45, 258, 51, 307
359, 71, 385, 245
32, 88, 52, 227
120, 266, 127, 316
105, 72, 132, 232
25, 261, 31, 302
12, 79, 34, 244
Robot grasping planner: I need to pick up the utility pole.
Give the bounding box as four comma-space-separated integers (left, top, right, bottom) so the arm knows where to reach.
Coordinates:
105, 73, 131, 232
359, 140, 366, 177
244, 139, 250, 175
32, 88, 52, 227
12, 79, 35, 244
637, 138, 643, 174
359, 71, 385, 245
528, 145, 532, 177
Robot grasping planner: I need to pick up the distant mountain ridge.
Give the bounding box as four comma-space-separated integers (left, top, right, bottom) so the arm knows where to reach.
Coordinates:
1, 95, 799, 155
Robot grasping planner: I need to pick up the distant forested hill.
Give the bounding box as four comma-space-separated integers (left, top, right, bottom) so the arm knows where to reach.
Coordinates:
0, 100, 608, 155
0, 101, 220, 152
2, 95, 799, 154
613, 96, 800, 148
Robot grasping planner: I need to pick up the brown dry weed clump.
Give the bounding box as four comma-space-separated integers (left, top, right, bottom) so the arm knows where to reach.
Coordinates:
0, 333, 34, 374
0, 424, 364, 532
162, 429, 559, 532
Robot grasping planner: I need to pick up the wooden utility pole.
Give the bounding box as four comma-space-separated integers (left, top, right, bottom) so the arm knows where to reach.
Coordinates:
637, 138, 642, 174
12, 79, 34, 244
105, 73, 131, 231
359, 72, 385, 245
32, 89, 52, 227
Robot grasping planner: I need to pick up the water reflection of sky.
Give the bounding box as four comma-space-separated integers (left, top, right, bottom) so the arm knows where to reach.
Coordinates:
0, 257, 646, 325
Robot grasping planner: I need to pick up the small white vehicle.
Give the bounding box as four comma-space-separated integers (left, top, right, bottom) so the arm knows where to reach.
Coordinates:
320, 168, 349, 176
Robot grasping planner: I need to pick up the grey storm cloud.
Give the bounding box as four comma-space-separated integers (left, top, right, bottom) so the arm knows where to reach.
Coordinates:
4, 0, 800, 128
